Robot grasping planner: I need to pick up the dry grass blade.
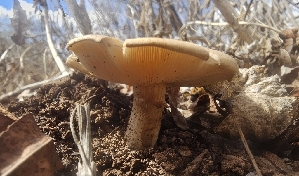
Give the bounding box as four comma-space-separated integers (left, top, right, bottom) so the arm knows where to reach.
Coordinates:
70, 103, 96, 176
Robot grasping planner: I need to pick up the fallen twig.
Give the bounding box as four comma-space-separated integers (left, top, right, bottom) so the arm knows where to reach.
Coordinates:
212, 0, 253, 44
181, 149, 209, 175
0, 71, 71, 101
234, 116, 262, 176
179, 20, 281, 36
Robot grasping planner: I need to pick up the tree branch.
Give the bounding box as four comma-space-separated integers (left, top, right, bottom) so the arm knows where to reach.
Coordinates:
65, 0, 92, 35
212, 0, 254, 44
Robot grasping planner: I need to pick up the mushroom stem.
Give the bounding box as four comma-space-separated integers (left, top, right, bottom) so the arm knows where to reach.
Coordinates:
125, 84, 166, 149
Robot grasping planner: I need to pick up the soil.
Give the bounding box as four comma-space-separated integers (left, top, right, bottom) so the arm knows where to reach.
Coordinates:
2, 72, 299, 176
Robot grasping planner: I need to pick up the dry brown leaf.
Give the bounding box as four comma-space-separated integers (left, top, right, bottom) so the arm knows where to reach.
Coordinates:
280, 66, 299, 84
10, 0, 29, 45
284, 38, 294, 54
167, 87, 189, 130
281, 28, 296, 39
280, 28, 299, 54
279, 49, 292, 66
290, 87, 299, 97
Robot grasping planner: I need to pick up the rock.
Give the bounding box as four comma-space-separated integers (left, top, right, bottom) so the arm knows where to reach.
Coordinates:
0, 113, 63, 176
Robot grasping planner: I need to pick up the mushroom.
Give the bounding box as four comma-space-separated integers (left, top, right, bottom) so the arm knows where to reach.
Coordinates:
66, 35, 238, 150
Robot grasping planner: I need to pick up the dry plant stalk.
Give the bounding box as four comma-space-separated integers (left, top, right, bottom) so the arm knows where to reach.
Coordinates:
41, 1, 67, 73
70, 103, 96, 176
19, 45, 32, 70
0, 44, 15, 63
212, 0, 253, 44
42, 47, 49, 79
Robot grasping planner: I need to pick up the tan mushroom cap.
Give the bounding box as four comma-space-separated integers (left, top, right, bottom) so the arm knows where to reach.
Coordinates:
66, 35, 238, 86
66, 54, 91, 75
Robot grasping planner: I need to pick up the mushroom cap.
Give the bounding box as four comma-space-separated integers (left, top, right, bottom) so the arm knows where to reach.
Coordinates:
66, 35, 238, 86
66, 54, 91, 75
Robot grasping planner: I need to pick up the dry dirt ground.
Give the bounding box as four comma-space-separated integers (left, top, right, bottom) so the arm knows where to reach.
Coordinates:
2, 72, 299, 176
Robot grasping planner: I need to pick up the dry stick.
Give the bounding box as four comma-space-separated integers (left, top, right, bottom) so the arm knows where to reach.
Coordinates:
242, 0, 253, 21
180, 21, 281, 34
0, 72, 71, 101
0, 44, 15, 63
233, 116, 262, 176
212, 0, 253, 44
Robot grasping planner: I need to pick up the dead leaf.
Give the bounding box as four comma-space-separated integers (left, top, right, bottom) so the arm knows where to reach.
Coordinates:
193, 94, 210, 114
281, 28, 296, 39
280, 66, 299, 84
290, 87, 299, 97
279, 49, 292, 66
280, 28, 299, 54
167, 87, 189, 130
10, 0, 29, 45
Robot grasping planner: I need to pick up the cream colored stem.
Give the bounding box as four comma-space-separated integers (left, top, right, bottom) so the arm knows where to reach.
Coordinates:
125, 84, 166, 149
